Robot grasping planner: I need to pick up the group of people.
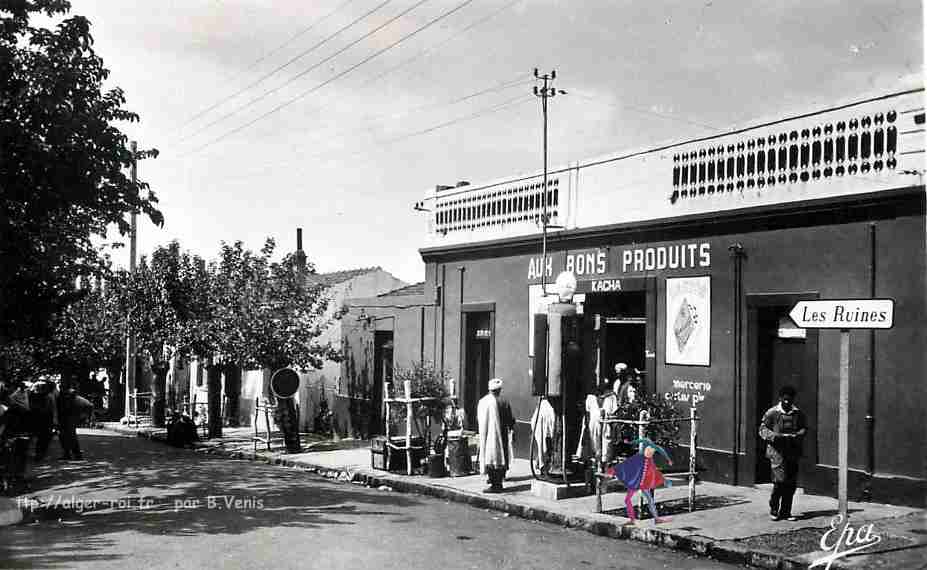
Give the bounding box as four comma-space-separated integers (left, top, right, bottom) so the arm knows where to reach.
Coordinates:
0, 378, 93, 490
474, 369, 808, 524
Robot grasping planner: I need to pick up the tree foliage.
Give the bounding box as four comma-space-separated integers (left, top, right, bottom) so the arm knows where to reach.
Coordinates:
0, 0, 162, 347
203, 239, 338, 372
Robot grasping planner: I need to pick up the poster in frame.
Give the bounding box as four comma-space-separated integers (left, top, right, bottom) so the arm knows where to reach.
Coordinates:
665, 275, 711, 366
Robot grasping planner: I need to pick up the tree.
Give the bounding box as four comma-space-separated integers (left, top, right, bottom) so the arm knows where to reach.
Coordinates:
0, 1, 162, 366
46, 276, 125, 412
201, 239, 337, 446
116, 243, 209, 426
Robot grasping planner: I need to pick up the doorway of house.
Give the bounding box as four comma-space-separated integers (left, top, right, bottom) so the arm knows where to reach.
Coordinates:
752, 304, 818, 484
371, 331, 393, 436
462, 311, 493, 430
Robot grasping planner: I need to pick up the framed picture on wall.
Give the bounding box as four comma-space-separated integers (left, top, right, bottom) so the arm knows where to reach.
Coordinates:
665, 275, 711, 366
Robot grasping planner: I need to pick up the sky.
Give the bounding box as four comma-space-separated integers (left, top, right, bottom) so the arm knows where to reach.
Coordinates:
65, 0, 923, 284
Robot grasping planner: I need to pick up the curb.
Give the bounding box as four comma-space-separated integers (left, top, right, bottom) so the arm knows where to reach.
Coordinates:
94, 424, 856, 569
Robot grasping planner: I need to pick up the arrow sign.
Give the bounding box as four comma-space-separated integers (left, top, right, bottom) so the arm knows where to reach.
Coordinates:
789, 299, 894, 329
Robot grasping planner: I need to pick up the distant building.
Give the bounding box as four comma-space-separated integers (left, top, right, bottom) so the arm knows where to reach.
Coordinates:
338, 282, 430, 437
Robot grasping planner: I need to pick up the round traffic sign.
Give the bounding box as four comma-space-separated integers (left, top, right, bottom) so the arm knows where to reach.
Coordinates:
270, 368, 300, 398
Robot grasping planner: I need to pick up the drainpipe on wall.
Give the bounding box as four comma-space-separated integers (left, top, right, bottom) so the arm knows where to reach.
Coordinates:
441, 265, 447, 373
729, 243, 746, 486
864, 223, 877, 501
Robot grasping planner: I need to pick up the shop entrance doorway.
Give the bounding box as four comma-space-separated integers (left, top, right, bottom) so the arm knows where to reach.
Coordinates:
462, 311, 493, 430
749, 299, 818, 484
584, 290, 647, 393
371, 331, 393, 436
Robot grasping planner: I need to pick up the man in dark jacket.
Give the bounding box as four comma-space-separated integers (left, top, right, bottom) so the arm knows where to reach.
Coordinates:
759, 385, 807, 521
58, 388, 93, 460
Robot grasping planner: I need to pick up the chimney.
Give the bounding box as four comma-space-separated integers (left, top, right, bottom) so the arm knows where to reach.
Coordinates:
295, 227, 307, 272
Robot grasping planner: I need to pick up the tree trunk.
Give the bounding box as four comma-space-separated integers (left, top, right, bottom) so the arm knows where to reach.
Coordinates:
274, 397, 301, 453
107, 364, 125, 420
224, 364, 241, 427
207, 363, 223, 438
151, 363, 168, 427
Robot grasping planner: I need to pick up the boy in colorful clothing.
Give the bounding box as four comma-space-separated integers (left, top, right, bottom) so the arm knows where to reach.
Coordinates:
607, 436, 673, 523
759, 385, 807, 521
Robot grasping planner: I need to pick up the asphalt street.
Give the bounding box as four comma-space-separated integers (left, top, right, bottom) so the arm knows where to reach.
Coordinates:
0, 430, 744, 569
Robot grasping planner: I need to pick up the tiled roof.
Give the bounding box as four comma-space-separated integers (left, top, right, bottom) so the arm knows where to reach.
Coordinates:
305, 266, 381, 287
378, 282, 425, 297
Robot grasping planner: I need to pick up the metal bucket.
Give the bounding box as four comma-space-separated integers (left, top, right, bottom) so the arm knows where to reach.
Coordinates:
445, 436, 472, 477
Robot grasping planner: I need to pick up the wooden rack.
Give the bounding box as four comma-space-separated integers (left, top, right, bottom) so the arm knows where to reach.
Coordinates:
382, 380, 439, 476
127, 390, 154, 427
594, 406, 700, 514
252, 397, 283, 452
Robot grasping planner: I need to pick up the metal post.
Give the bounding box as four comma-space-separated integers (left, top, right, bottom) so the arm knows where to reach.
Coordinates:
384, 382, 391, 470
638, 410, 648, 517
689, 406, 698, 512
124, 141, 138, 421
404, 381, 413, 476
838, 330, 850, 522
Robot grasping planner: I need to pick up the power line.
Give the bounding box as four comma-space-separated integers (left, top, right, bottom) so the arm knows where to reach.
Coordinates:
279, 92, 534, 169
291, 75, 531, 147
569, 90, 717, 131
185, 0, 479, 156
353, 0, 523, 91
234, 0, 359, 80
179, 0, 395, 140
176, 91, 533, 184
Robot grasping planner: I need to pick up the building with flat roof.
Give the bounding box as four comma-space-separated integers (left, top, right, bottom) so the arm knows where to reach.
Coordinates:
349, 88, 926, 506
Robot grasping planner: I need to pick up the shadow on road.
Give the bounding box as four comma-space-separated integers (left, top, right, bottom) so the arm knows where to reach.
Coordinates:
1, 431, 423, 569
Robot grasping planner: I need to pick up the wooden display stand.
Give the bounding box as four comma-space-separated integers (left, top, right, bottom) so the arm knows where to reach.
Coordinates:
252, 397, 283, 452
381, 380, 438, 476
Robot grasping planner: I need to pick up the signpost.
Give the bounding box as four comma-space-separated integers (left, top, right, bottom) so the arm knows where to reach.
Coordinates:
788, 299, 895, 523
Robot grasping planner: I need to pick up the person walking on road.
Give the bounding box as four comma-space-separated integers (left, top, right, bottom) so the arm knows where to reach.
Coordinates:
759, 385, 807, 521
477, 378, 515, 493
57, 386, 93, 460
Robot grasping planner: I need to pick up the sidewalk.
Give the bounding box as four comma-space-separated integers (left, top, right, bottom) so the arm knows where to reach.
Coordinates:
12, 422, 925, 569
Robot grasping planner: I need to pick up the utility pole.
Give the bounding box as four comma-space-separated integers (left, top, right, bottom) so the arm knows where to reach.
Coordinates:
533, 69, 566, 295
124, 141, 138, 421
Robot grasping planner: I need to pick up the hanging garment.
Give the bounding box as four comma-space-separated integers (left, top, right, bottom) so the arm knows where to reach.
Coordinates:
530, 398, 556, 470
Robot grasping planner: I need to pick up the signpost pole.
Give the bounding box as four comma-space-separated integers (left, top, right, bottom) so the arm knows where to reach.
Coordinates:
838, 329, 850, 523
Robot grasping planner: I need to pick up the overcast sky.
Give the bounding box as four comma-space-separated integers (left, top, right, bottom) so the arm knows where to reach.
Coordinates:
70, 0, 923, 284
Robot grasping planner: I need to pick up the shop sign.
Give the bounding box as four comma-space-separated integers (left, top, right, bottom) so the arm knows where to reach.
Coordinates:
527, 242, 712, 282
475, 328, 492, 338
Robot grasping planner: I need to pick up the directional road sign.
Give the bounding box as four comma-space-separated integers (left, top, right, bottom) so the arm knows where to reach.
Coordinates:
788, 299, 894, 329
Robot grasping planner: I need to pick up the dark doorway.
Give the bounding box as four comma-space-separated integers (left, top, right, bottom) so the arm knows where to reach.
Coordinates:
752, 304, 818, 484
372, 331, 394, 436
584, 291, 647, 392
462, 311, 493, 430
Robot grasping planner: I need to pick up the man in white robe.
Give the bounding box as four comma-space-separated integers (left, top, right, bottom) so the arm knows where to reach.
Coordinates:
477, 378, 515, 493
